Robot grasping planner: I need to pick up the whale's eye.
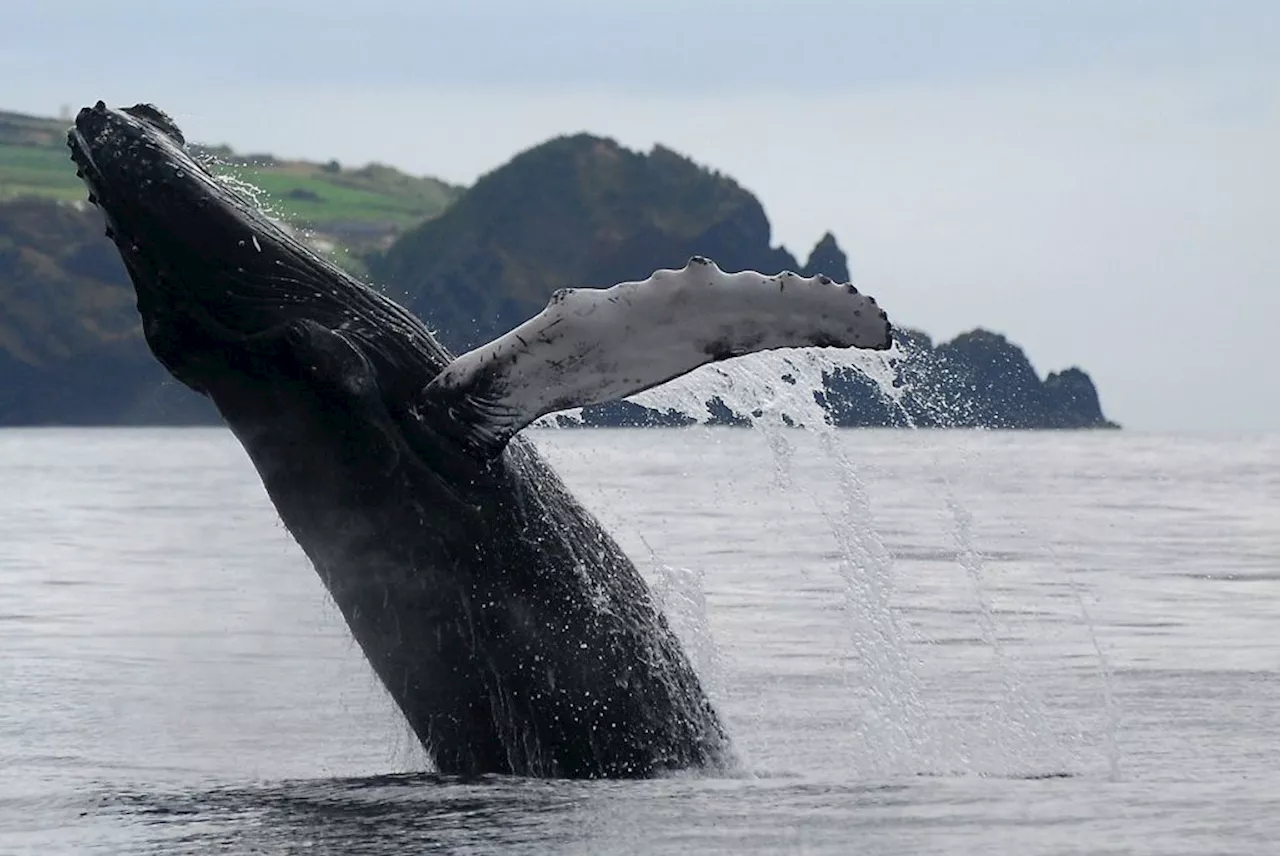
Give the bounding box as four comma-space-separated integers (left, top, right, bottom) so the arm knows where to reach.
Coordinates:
123, 103, 186, 146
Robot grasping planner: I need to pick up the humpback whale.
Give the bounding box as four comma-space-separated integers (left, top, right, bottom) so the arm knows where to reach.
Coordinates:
68, 101, 894, 778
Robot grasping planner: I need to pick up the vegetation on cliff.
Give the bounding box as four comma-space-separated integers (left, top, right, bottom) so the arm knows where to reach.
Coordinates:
0, 109, 462, 265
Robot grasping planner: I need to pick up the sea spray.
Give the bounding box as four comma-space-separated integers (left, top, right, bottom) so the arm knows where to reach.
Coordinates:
538, 345, 1102, 777
811, 427, 937, 773
536, 345, 907, 432
943, 485, 1077, 775
1048, 538, 1123, 781
614, 348, 944, 773
536, 348, 936, 772
640, 348, 906, 428
643, 535, 729, 714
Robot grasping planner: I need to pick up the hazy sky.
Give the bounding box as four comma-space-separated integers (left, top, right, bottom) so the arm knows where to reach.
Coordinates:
6, 1, 1278, 431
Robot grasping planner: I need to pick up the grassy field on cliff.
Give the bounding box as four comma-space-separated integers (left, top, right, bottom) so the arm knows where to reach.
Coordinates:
0, 109, 461, 247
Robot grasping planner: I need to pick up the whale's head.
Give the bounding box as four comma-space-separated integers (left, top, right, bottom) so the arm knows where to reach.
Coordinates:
67, 101, 484, 523
67, 101, 449, 401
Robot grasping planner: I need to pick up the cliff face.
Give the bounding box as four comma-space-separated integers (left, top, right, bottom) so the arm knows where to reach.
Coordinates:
800, 232, 850, 282
929, 330, 1112, 428
0, 123, 1114, 429
374, 135, 827, 354
0, 197, 215, 424
0, 197, 136, 365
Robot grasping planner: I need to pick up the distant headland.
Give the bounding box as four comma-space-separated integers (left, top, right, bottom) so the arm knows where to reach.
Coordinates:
0, 109, 1114, 429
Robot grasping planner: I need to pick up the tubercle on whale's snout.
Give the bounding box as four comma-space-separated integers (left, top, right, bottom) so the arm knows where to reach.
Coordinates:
69, 99, 108, 134
66, 126, 106, 221
66, 100, 227, 258
120, 103, 187, 145
68, 101, 120, 164
72, 100, 187, 143
65, 101, 194, 191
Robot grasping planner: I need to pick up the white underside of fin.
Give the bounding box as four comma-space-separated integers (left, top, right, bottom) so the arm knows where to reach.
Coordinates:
424, 257, 892, 454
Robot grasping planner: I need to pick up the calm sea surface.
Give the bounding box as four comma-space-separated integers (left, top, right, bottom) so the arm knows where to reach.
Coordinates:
0, 427, 1277, 854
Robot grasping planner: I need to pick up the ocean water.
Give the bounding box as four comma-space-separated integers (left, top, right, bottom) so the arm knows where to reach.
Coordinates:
0, 427, 1277, 854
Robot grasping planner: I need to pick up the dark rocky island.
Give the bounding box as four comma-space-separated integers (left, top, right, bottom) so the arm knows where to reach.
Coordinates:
821, 328, 1114, 429
0, 117, 1114, 429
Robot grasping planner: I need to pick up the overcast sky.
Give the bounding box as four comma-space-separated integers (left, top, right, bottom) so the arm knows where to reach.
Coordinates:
6, 0, 1277, 431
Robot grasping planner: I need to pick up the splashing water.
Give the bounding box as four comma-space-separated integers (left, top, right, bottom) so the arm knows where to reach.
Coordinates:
197, 155, 335, 260
1047, 538, 1124, 782
811, 426, 937, 774
643, 347, 907, 429
643, 538, 729, 713
941, 486, 1080, 775
554, 346, 1114, 778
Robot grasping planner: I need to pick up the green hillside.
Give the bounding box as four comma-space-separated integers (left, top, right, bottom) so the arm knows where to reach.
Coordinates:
0, 111, 86, 200
0, 109, 463, 260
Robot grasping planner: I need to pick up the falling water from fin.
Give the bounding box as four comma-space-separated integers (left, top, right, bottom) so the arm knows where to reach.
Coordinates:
642, 534, 729, 712
619, 347, 945, 773
542, 340, 1117, 777
627, 345, 1113, 775
812, 425, 937, 772
631, 347, 907, 431
1047, 538, 1123, 781
942, 482, 1076, 775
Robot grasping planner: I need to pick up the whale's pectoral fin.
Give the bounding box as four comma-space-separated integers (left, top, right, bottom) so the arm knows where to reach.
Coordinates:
418, 256, 893, 457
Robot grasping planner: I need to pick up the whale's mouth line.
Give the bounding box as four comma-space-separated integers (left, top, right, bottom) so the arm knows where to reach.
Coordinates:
67, 127, 98, 181
67, 126, 111, 224
67, 109, 155, 265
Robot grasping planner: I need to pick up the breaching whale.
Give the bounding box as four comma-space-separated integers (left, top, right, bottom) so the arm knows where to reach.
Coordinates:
68, 101, 894, 778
